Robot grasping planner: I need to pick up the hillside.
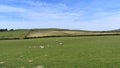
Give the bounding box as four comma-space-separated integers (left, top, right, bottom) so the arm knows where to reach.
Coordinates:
26, 29, 89, 38
0, 28, 120, 40
0, 30, 29, 40
26, 28, 120, 38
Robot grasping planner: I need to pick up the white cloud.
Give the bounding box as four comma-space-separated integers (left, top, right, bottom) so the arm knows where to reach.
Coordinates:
0, 4, 83, 29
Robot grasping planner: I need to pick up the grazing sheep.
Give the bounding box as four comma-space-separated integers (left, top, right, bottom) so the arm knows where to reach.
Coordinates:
0, 62, 5, 64
28, 60, 33, 63
59, 42, 63, 45
40, 46, 45, 49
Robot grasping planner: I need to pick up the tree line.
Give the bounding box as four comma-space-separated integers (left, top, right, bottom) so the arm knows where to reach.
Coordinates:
0, 29, 14, 31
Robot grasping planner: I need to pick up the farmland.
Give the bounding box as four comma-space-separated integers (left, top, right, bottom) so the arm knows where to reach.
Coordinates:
0, 28, 120, 40
0, 30, 29, 40
0, 36, 120, 68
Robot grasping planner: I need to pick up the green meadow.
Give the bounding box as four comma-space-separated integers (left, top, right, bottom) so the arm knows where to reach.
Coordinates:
0, 30, 29, 39
0, 36, 120, 68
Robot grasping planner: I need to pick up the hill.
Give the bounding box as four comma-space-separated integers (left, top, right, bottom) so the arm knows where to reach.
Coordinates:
0, 30, 29, 40
0, 28, 120, 40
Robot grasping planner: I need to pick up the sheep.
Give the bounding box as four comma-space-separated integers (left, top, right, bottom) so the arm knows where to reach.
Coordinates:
59, 42, 63, 45
40, 46, 45, 49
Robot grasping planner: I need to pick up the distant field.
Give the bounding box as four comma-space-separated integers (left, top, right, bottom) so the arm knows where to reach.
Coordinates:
0, 30, 29, 39
26, 29, 86, 38
27, 29, 120, 38
0, 36, 120, 68
0, 29, 120, 40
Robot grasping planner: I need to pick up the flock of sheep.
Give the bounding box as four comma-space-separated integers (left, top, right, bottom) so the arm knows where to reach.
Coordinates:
25, 40, 64, 49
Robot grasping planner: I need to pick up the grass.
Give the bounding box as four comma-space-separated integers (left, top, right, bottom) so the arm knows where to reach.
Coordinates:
0, 36, 120, 68
0, 30, 29, 39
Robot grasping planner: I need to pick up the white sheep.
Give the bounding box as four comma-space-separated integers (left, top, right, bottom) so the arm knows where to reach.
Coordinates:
40, 46, 45, 49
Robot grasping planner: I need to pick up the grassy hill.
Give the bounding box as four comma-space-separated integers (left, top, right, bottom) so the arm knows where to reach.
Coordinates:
26, 29, 86, 38
26, 28, 120, 38
0, 30, 29, 40
0, 28, 120, 40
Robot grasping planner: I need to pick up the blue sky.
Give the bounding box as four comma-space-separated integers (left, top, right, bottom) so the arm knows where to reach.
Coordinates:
0, 0, 120, 30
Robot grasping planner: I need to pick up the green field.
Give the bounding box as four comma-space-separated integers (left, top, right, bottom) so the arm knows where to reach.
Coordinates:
0, 30, 29, 39
0, 36, 120, 68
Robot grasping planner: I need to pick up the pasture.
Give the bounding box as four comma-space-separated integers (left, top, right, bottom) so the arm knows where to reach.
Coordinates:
0, 30, 29, 39
0, 36, 120, 68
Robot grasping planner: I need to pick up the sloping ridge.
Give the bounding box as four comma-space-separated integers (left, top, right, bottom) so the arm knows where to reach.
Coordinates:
26, 28, 120, 38
26, 28, 93, 38
0, 28, 120, 40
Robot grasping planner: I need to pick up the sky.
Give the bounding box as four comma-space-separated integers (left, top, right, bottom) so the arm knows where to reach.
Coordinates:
0, 0, 120, 31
